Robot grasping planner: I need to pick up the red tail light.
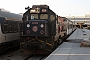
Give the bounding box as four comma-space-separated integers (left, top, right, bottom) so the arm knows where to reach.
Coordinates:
27, 30, 30, 34
40, 30, 44, 34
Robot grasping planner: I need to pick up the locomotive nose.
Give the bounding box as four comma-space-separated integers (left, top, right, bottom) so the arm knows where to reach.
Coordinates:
25, 20, 48, 36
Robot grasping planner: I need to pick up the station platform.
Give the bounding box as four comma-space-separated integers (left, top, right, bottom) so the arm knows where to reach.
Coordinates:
45, 28, 90, 60
67, 28, 90, 43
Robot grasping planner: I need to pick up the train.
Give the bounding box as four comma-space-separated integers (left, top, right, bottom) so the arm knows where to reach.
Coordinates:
20, 5, 76, 55
0, 9, 22, 53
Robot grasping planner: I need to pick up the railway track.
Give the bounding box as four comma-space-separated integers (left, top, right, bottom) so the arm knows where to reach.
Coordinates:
0, 49, 47, 60
0, 41, 63, 60
0, 43, 66, 60
0, 49, 29, 60
0, 36, 68, 60
25, 55, 47, 60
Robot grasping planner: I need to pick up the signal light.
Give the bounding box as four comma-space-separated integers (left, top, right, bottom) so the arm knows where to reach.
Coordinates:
40, 24, 44, 28
40, 30, 44, 34
27, 24, 30, 27
26, 30, 30, 34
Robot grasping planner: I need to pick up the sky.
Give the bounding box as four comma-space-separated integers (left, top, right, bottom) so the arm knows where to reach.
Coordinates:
0, 0, 90, 17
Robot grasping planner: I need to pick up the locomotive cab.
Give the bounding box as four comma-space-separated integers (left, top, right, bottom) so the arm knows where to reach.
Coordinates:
22, 5, 56, 36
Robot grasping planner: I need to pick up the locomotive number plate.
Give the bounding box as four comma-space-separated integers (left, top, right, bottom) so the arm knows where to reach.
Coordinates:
32, 22, 38, 24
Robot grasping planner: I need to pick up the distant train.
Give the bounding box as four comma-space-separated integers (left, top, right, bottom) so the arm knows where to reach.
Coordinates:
0, 9, 22, 53
20, 5, 75, 55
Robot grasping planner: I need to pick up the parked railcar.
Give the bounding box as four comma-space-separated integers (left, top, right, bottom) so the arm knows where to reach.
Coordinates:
20, 5, 75, 55
0, 9, 22, 53
66, 19, 75, 35
58, 16, 75, 40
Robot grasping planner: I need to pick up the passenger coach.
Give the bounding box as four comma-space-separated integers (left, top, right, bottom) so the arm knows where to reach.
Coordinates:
0, 9, 22, 53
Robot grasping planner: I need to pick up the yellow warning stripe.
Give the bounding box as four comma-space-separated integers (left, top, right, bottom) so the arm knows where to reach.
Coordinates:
24, 38, 53, 47
38, 39, 44, 42
20, 42, 25, 45
20, 49, 23, 50
28, 38, 37, 42
28, 40, 31, 42
45, 48, 52, 52
46, 43, 53, 46
32, 39, 35, 40
38, 39, 53, 47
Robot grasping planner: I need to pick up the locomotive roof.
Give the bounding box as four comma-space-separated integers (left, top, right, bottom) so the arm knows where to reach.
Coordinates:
0, 10, 22, 20
32, 5, 49, 9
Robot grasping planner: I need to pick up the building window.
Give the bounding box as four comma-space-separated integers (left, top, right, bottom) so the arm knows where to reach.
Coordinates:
4, 21, 8, 33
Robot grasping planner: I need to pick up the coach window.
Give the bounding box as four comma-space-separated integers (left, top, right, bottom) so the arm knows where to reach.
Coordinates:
8, 22, 12, 32
4, 21, 8, 33
12, 22, 14, 32
15, 22, 18, 32
40, 14, 48, 19
13, 22, 17, 32
31, 14, 38, 19
17, 22, 20, 32
50, 15, 55, 21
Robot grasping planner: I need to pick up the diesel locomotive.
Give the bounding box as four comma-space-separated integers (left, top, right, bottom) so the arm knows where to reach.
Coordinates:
20, 5, 75, 55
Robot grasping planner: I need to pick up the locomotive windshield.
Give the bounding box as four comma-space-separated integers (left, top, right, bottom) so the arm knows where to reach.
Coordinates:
31, 14, 38, 19
29, 7, 48, 20
30, 14, 48, 20
40, 14, 48, 19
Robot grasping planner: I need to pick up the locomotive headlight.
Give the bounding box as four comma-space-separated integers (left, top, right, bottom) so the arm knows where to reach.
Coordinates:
27, 24, 30, 27
40, 24, 44, 28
